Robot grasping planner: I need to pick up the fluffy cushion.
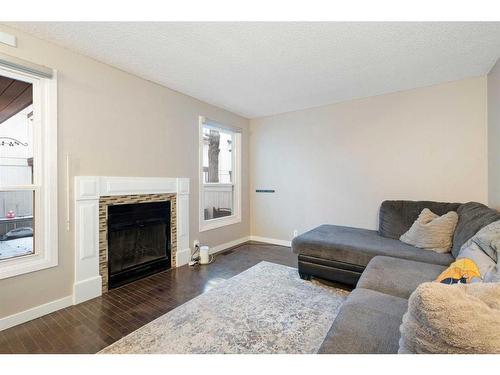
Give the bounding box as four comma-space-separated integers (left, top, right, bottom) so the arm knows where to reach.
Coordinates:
400, 208, 458, 253
399, 282, 500, 354
452, 202, 500, 257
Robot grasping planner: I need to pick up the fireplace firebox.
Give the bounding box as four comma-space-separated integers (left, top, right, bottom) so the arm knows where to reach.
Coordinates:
107, 201, 171, 289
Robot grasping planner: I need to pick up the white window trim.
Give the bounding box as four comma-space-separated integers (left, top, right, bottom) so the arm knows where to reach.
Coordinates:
199, 116, 241, 232
0, 64, 58, 280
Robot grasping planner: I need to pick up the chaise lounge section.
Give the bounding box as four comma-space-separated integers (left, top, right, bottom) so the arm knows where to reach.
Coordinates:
292, 200, 460, 285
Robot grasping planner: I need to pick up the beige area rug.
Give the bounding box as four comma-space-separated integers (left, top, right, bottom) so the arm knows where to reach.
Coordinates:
99, 261, 348, 354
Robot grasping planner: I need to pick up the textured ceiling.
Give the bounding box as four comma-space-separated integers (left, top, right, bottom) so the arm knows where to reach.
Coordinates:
7, 22, 500, 118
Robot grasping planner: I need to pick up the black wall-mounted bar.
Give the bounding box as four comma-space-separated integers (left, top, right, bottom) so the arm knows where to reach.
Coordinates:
255, 189, 275, 193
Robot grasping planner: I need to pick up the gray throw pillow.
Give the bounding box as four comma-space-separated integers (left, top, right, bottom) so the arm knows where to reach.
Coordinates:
452, 202, 500, 257
458, 243, 496, 281
485, 268, 500, 283
470, 220, 500, 262
458, 220, 500, 282
400, 208, 458, 253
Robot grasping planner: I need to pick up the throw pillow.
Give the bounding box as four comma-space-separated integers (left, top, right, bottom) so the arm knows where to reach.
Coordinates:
485, 267, 500, 283
461, 219, 500, 262
399, 282, 500, 353
456, 220, 500, 282
400, 208, 458, 253
452, 202, 500, 257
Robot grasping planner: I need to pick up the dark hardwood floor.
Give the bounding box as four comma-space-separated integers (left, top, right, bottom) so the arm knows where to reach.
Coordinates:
0, 242, 298, 354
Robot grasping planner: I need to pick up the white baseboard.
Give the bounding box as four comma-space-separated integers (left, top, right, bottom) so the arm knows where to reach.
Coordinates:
0, 295, 73, 331
249, 236, 292, 247
176, 248, 191, 267
209, 236, 251, 255
207, 235, 291, 255
73, 276, 102, 305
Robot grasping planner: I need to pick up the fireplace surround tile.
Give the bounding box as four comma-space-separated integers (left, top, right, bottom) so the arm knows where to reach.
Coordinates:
98, 193, 177, 292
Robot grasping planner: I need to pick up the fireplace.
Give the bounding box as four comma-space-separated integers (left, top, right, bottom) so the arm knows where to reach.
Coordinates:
107, 201, 171, 289
74, 176, 189, 304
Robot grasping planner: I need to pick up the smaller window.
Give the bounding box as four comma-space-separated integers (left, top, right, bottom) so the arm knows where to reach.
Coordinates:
199, 117, 241, 232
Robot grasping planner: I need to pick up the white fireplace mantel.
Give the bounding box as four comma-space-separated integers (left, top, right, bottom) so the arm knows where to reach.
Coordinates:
73, 176, 190, 304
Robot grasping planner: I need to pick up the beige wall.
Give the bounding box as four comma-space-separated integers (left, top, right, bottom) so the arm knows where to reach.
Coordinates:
488, 59, 500, 209
250, 77, 488, 241
0, 25, 250, 318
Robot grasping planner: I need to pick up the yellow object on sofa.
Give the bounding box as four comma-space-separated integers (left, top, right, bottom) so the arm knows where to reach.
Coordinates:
436, 258, 481, 284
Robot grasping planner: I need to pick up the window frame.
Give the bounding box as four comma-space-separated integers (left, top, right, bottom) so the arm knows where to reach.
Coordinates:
0, 64, 58, 280
198, 116, 241, 232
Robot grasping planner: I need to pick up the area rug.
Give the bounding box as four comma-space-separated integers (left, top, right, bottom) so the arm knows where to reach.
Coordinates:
99, 261, 348, 354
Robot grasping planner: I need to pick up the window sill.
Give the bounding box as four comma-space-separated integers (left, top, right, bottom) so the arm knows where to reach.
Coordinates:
199, 214, 242, 232
0, 251, 57, 280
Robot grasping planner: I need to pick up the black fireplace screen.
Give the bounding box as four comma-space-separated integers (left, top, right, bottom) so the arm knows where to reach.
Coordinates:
107, 201, 171, 288
108, 224, 168, 274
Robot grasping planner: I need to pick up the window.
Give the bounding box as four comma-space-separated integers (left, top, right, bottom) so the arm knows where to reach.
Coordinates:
0, 56, 57, 279
199, 116, 241, 232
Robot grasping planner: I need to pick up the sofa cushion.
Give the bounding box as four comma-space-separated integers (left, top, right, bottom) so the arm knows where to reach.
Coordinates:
452, 202, 500, 257
357, 256, 447, 299
292, 225, 454, 267
379, 200, 461, 240
318, 288, 408, 354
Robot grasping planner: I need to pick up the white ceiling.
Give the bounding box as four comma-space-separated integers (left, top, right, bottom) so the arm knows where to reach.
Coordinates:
7, 22, 500, 118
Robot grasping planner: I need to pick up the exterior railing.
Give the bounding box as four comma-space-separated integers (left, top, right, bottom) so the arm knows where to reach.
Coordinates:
202, 183, 233, 220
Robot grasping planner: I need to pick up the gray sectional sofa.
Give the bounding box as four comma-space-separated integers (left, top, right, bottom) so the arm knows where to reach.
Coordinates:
291, 200, 500, 354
